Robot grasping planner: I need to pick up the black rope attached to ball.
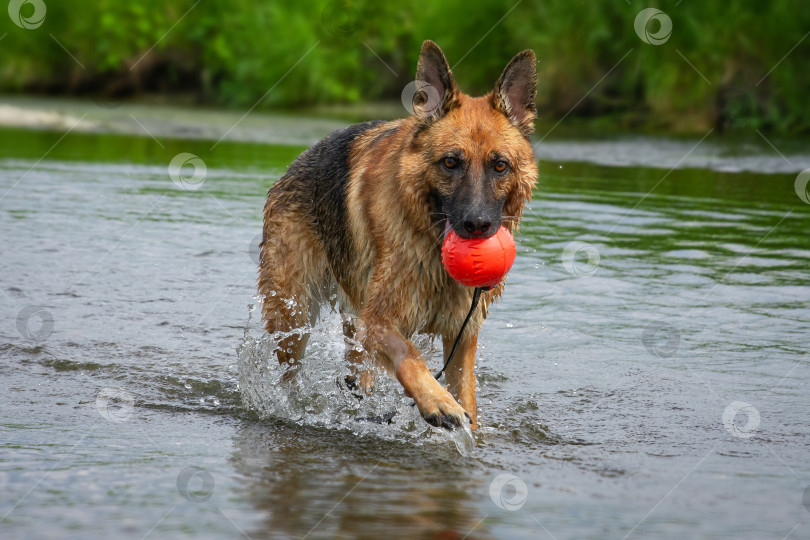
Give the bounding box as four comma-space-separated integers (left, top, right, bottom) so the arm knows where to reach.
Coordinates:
433, 286, 484, 380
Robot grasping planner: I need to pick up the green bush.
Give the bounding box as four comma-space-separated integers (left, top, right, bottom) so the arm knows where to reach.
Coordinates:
1, 0, 807, 133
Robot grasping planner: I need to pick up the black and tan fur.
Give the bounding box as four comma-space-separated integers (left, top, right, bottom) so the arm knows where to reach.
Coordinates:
259, 41, 537, 430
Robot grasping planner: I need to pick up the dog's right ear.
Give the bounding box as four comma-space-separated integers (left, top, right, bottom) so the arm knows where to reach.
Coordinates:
414, 40, 460, 121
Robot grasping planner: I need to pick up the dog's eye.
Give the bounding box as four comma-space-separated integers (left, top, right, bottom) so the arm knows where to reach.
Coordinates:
494, 160, 509, 173
442, 157, 458, 170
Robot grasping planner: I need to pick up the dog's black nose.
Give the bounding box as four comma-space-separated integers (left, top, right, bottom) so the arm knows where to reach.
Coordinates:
462, 216, 492, 236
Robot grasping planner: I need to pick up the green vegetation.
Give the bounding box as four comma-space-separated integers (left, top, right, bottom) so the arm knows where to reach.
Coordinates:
1, 0, 808, 134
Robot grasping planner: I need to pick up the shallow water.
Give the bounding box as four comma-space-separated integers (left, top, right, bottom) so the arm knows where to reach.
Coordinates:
1, 118, 809, 540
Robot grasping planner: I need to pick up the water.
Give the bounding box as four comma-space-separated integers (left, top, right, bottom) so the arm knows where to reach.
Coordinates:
1, 109, 809, 539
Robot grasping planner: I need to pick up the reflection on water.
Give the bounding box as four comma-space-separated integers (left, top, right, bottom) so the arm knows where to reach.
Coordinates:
232, 422, 489, 539
1, 126, 809, 539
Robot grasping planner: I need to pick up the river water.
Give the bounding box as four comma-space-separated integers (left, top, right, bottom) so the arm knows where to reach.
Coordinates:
1, 104, 809, 539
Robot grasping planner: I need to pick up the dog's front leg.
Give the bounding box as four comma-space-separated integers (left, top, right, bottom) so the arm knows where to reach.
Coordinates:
361, 321, 471, 430
442, 332, 479, 429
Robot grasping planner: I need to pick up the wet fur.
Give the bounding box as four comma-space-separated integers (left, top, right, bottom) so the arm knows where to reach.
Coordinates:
259, 41, 538, 430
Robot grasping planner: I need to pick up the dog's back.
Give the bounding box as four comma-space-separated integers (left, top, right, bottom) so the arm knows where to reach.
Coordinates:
265, 121, 385, 289
260, 120, 400, 311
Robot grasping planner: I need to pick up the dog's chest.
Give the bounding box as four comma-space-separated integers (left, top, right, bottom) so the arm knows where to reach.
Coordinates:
342, 203, 474, 336
385, 231, 473, 337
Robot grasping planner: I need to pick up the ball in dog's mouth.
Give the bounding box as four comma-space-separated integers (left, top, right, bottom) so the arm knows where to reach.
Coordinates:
441, 225, 516, 288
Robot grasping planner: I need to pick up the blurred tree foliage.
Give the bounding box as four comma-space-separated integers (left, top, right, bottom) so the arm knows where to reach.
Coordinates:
1, 0, 808, 134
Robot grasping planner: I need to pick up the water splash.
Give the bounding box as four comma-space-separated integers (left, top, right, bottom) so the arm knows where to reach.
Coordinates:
450, 424, 475, 456
237, 299, 475, 452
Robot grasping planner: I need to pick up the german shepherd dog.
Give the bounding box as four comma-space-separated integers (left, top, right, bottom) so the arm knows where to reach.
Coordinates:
259, 41, 537, 430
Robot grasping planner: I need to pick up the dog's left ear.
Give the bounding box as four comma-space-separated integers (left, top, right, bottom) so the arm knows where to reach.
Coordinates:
491, 50, 537, 137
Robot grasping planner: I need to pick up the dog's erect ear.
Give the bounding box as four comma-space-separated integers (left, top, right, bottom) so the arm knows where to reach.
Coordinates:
491, 50, 537, 137
414, 40, 460, 120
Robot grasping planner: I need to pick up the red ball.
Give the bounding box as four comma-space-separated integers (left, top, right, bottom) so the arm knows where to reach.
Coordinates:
441, 225, 517, 288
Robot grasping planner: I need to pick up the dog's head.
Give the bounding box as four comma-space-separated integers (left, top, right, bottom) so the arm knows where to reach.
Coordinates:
407, 40, 538, 239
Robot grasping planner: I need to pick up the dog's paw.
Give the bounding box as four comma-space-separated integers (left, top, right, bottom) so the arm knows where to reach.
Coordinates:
358, 370, 375, 394
416, 390, 472, 431
343, 371, 376, 400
